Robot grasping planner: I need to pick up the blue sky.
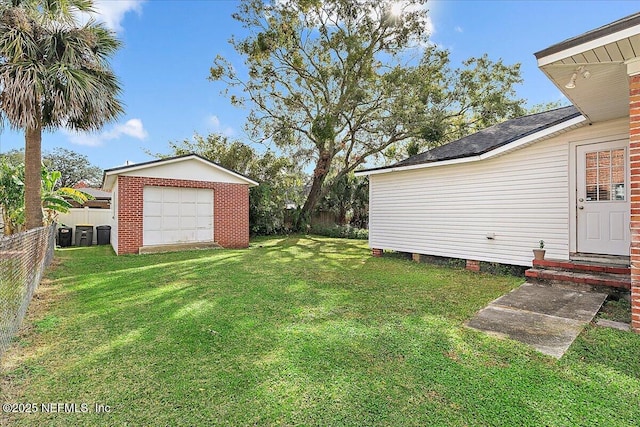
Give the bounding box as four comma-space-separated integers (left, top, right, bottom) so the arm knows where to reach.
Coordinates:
0, 0, 638, 171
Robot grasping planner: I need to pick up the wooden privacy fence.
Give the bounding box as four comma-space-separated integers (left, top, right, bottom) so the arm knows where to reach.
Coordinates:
0, 225, 55, 359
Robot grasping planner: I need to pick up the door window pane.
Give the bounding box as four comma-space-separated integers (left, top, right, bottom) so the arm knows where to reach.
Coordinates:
585, 148, 626, 202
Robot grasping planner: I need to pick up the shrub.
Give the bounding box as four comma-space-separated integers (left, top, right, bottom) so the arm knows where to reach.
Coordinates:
309, 224, 368, 240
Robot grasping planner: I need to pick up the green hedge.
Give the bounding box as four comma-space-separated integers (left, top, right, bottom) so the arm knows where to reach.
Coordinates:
309, 224, 368, 239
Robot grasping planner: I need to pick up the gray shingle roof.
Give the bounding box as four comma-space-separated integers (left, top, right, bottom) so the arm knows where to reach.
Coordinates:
365, 106, 581, 172
78, 188, 112, 199
534, 12, 640, 59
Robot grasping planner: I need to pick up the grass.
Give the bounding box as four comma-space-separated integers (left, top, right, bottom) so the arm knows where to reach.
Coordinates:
1, 235, 640, 426
597, 297, 633, 324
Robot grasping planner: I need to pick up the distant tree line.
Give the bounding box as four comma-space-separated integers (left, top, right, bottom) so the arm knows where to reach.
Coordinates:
0, 147, 103, 188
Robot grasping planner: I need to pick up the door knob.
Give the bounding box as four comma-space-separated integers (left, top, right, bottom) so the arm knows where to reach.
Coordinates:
578, 206, 584, 210
578, 198, 584, 202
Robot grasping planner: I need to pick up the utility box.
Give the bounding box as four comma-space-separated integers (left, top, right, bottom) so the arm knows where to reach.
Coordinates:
58, 227, 72, 247
75, 225, 94, 247
96, 225, 111, 245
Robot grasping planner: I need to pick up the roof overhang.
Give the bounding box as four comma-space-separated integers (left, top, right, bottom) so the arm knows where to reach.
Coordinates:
102, 154, 259, 190
355, 115, 587, 177
535, 13, 640, 123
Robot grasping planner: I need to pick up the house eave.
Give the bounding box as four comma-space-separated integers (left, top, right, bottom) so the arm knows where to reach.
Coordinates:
355, 115, 587, 177
535, 14, 640, 66
101, 154, 259, 190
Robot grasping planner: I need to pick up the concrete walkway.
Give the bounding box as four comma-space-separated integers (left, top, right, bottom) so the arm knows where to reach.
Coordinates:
467, 283, 607, 358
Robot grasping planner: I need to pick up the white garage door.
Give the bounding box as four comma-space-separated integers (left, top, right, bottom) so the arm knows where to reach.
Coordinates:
143, 187, 213, 246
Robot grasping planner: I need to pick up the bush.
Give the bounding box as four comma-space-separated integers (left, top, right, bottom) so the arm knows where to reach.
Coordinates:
309, 224, 368, 240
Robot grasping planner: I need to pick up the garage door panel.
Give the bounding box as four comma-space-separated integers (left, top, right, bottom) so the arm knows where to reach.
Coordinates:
163, 202, 180, 217
174, 230, 197, 244
145, 234, 162, 246
145, 187, 163, 202
163, 189, 181, 202
179, 187, 196, 199
144, 201, 162, 216
197, 229, 212, 241
180, 203, 197, 216
197, 216, 212, 228
143, 187, 214, 246
197, 204, 212, 216
145, 216, 162, 231
197, 190, 212, 203
163, 215, 182, 230
162, 230, 180, 244
180, 216, 197, 230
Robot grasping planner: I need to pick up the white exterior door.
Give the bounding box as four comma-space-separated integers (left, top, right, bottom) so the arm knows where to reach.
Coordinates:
576, 140, 629, 255
143, 187, 213, 246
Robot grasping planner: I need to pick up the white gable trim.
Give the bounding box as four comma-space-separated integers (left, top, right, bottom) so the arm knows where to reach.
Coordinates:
103, 155, 258, 190
537, 23, 640, 66
356, 115, 587, 177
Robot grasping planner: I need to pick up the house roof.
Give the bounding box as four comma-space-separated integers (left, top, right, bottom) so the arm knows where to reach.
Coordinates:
357, 106, 584, 175
101, 153, 259, 190
534, 12, 640, 123
78, 188, 111, 199
534, 12, 640, 60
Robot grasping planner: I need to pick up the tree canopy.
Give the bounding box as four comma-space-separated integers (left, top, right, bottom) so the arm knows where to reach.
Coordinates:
210, 0, 526, 224
1, 147, 103, 188
44, 147, 103, 188
161, 133, 305, 235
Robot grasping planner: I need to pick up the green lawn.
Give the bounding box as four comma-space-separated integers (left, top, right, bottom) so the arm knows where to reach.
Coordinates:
1, 236, 639, 426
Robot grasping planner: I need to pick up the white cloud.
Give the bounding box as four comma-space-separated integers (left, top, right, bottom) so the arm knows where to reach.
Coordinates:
64, 132, 102, 147
88, 0, 145, 33
454, 25, 463, 33
207, 115, 235, 137
65, 118, 148, 147
105, 119, 148, 140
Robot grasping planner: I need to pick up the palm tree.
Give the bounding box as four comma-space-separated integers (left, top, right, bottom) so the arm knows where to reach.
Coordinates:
0, 0, 123, 229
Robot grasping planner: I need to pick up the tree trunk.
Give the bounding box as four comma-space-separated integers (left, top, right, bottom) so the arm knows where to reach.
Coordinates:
298, 150, 333, 229
338, 204, 347, 225
24, 125, 43, 229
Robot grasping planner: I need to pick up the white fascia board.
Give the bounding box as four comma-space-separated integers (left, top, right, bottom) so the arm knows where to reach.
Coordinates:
102, 175, 116, 191
358, 115, 587, 177
537, 24, 640, 67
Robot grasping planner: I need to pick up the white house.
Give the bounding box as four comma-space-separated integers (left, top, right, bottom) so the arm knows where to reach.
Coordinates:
357, 12, 640, 331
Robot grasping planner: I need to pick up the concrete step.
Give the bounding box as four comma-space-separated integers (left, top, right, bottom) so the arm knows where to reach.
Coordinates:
533, 258, 630, 275
525, 268, 630, 291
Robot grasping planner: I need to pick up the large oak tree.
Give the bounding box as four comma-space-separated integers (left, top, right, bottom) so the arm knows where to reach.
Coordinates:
211, 0, 525, 225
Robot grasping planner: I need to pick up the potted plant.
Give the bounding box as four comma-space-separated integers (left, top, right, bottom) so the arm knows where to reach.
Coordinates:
533, 240, 546, 261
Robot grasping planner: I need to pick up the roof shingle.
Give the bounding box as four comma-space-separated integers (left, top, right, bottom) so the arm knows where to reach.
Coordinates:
367, 106, 581, 172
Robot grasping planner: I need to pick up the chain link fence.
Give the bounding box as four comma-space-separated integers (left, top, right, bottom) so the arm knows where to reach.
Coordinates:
0, 225, 56, 359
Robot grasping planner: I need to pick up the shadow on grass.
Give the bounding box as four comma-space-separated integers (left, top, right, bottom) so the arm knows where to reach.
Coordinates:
4, 236, 639, 425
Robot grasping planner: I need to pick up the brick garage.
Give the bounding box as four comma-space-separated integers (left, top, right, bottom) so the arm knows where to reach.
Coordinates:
102, 154, 258, 255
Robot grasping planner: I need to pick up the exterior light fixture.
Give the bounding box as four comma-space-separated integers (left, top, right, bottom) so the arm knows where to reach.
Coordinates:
565, 66, 590, 89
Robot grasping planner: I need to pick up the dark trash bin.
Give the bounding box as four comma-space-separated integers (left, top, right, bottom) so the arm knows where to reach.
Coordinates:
75, 225, 94, 246
96, 225, 111, 245
58, 226, 72, 247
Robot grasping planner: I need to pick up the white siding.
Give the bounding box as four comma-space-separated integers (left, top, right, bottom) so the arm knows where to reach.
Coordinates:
368, 118, 629, 267
120, 158, 250, 184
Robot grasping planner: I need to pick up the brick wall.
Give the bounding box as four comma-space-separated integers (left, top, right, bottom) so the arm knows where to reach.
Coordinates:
117, 176, 250, 254
630, 74, 640, 332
